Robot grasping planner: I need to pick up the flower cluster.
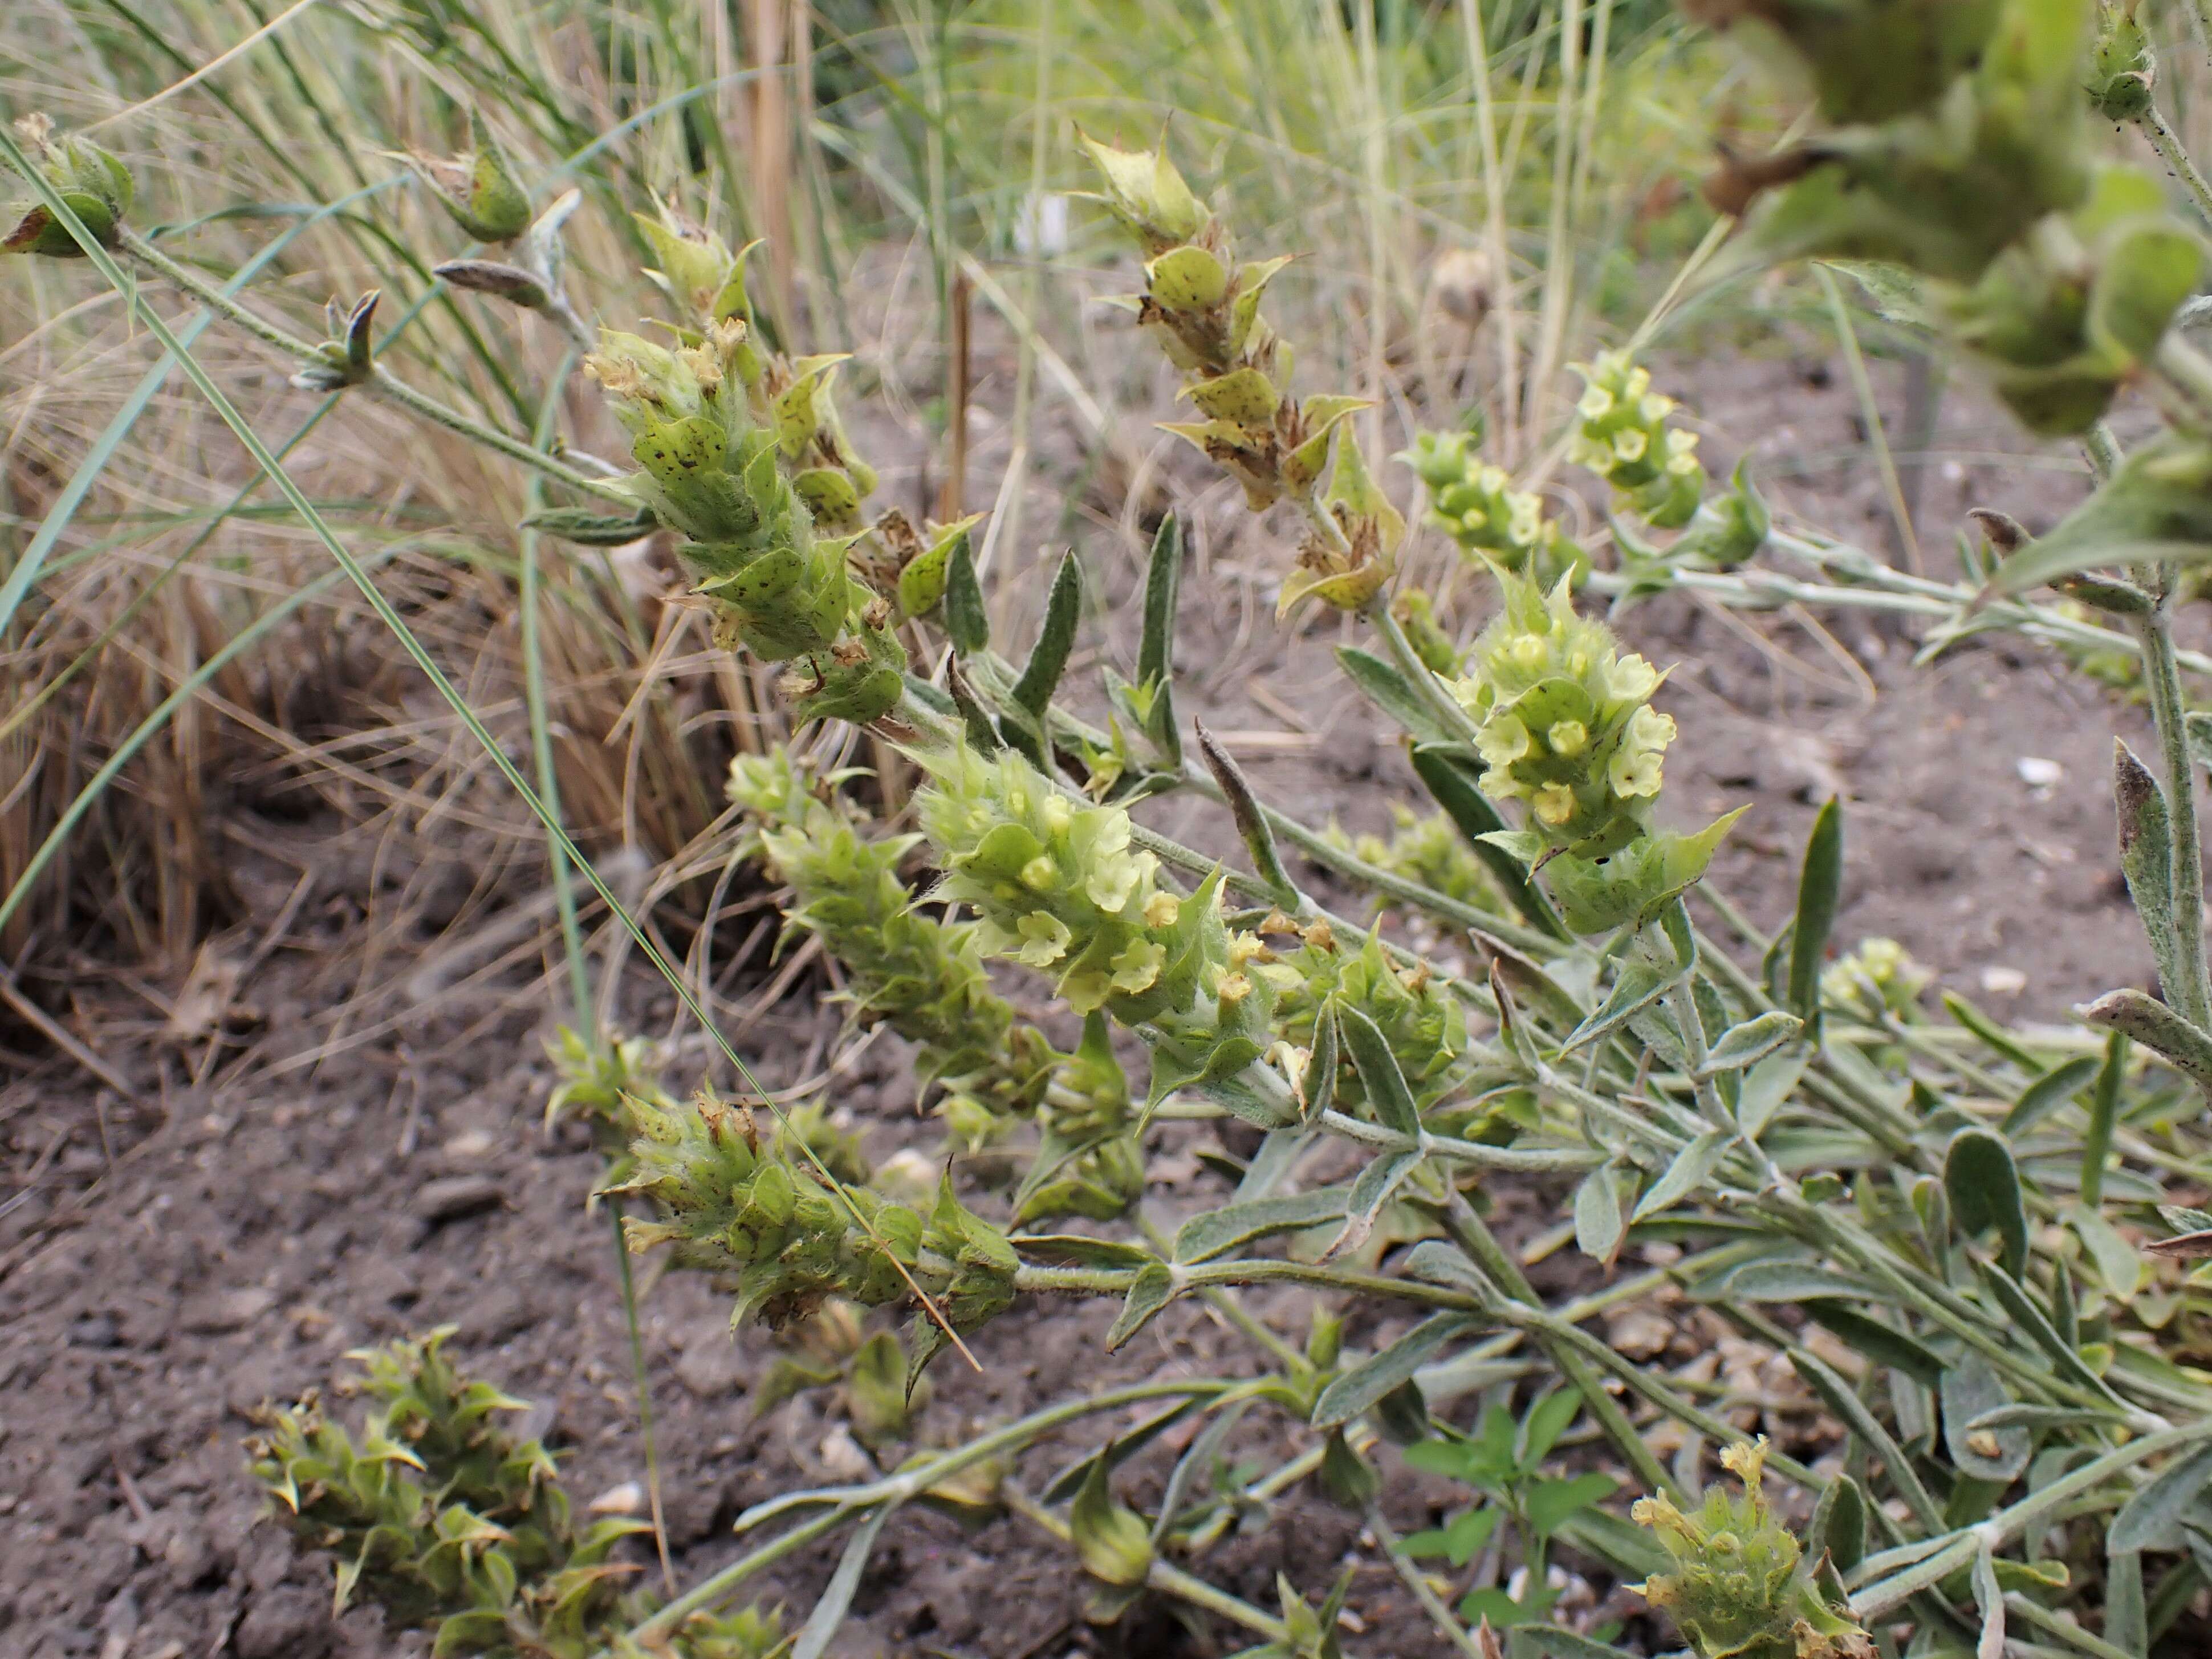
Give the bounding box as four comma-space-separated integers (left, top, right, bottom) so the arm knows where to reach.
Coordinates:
1821, 936, 1933, 1016
2086, 1, 2153, 121
1401, 429, 1585, 586
609, 1093, 914, 1325
544, 1026, 673, 1138
1633, 1440, 1873, 1659
246, 1329, 781, 1658
1335, 804, 1505, 917
5, 113, 132, 257
729, 750, 1052, 1112
1450, 571, 1677, 858
916, 746, 1274, 1104
1569, 352, 1705, 530
1263, 926, 1475, 1116
580, 209, 913, 725
608, 1092, 1019, 1368
631, 203, 879, 527
1079, 135, 1401, 616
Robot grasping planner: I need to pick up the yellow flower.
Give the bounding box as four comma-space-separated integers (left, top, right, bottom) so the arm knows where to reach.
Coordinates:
1475, 713, 1532, 771
1547, 719, 1589, 757
1062, 969, 1111, 1014
1020, 855, 1059, 892
1109, 938, 1166, 994
1015, 913, 1073, 967
1608, 705, 1676, 799
1533, 783, 1576, 826
1605, 653, 1660, 704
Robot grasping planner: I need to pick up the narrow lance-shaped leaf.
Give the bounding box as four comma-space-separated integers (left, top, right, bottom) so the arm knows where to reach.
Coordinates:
1296, 1003, 1339, 1124
1195, 721, 1299, 908
2106, 1548, 2147, 1658
1310, 1313, 1476, 1428
2109, 1440, 2212, 1552
1735, 1048, 1807, 1140
1172, 1186, 1349, 1264
2115, 739, 2185, 1003
1574, 1162, 1626, 1264
1983, 435, 2212, 597
1336, 1003, 1422, 1138
2080, 1030, 2127, 1209
1105, 1263, 1176, 1352
1335, 645, 1453, 746
944, 657, 1003, 755
792, 1507, 893, 1659
942, 531, 989, 655
1698, 1011, 1803, 1076
2000, 1053, 2100, 1137
1009, 549, 1083, 720
1971, 1542, 2004, 1659
1138, 515, 1182, 703
1630, 1128, 1732, 1222
1788, 796, 1843, 1022
1564, 920, 1688, 1052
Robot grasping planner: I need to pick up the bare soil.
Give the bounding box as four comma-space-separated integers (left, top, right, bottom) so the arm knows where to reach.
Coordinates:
0, 327, 2178, 1658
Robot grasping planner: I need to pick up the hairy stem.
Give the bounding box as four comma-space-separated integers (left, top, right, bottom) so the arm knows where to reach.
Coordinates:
118, 229, 627, 502
2140, 104, 2212, 230
1438, 1191, 1680, 1501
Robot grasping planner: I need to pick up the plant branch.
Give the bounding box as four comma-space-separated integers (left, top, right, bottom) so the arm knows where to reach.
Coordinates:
117, 229, 628, 502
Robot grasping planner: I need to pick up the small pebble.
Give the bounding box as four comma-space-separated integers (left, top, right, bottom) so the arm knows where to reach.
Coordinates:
2016, 757, 2062, 789
587, 1481, 643, 1515
1980, 966, 2028, 996
818, 1427, 873, 1481
180, 1286, 275, 1335
441, 1128, 497, 1162
410, 1174, 505, 1224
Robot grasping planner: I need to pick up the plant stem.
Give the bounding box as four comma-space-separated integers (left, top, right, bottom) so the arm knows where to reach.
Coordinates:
2140, 104, 2212, 230
2133, 596, 2212, 1032
2154, 334, 2212, 433
117, 229, 628, 502
632, 1379, 1241, 1644
1367, 1503, 1491, 1659
1369, 592, 1487, 746
1437, 1192, 1680, 1501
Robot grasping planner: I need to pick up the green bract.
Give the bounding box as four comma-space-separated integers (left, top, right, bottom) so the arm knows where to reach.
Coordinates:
586, 324, 891, 684
1684, 0, 2004, 125
607, 1093, 921, 1325
1079, 135, 1401, 616
406, 109, 532, 243
3, 115, 132, 256
1946, 165, 2204, 434
2085, 1, 2153, 121
1719, 0, 2096, 282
